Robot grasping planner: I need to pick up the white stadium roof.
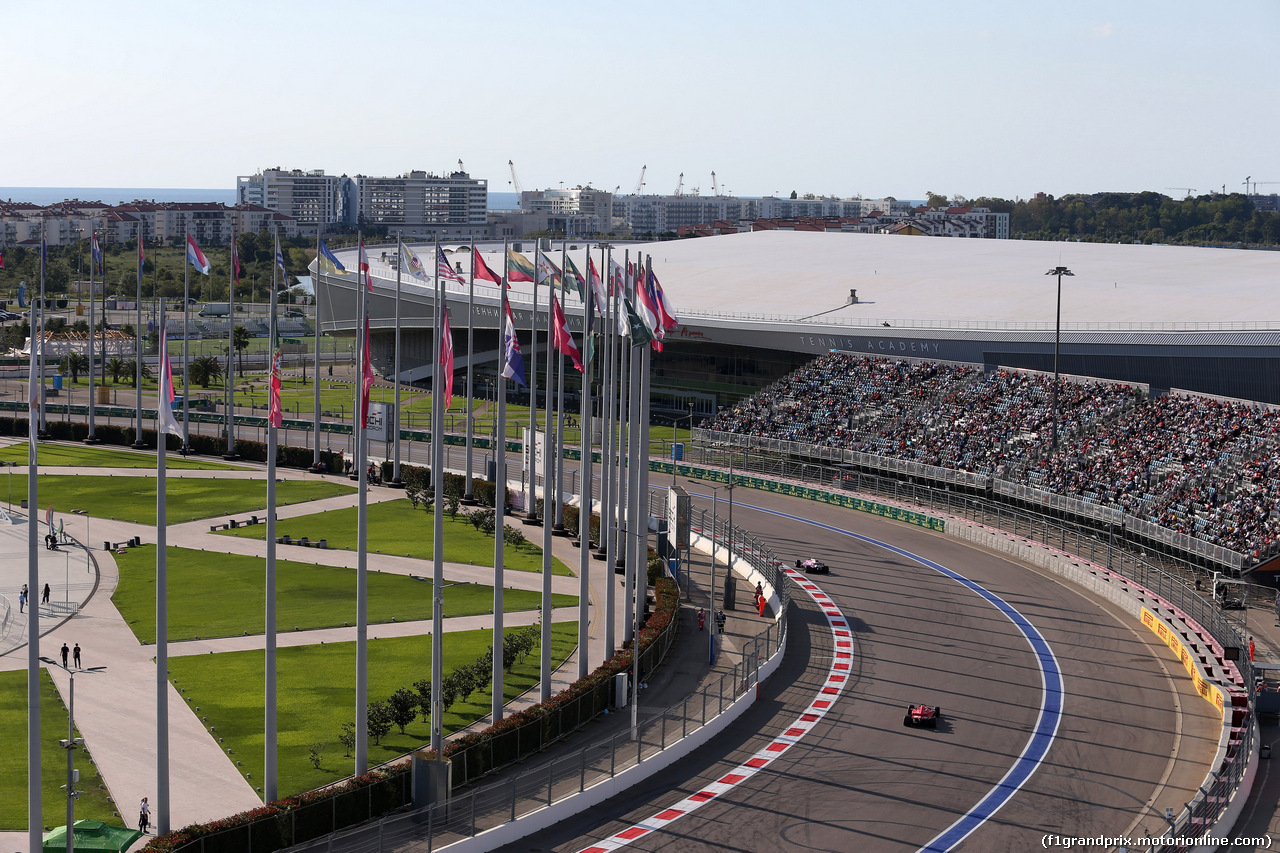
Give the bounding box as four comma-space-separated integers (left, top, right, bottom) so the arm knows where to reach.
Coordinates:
630, 230, 1280, 328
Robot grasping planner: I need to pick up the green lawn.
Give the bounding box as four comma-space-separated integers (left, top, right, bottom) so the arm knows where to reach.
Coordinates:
168, 624, 579, 797
111, 546, 576, 644
1, 474, 353, 525
0, 442, 246, 471
0, 670, 117, 830
223, 499, 574, 575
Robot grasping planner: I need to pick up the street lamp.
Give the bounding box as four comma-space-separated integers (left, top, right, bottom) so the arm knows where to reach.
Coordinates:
40, 656, 106, 853
1045, 266, 1073, 451
708, 485, 720, 664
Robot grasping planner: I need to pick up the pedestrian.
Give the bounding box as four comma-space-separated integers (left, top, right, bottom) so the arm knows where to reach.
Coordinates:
42, 583, 50, 605
758, 593, 767, 617
139, 797, 150, 834
17, 589, 24, 613
1250, 636, 1256, 662
697, 608, 705, 631
73, 643, 81, 668
60, 642, 69, 668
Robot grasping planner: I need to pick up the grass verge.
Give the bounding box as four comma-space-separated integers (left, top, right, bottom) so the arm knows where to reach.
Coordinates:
111, 546, 576, 644
168, 624, 578, 797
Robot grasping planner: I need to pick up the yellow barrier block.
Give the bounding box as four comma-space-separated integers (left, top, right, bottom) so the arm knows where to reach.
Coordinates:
1140, 607, 1226, 718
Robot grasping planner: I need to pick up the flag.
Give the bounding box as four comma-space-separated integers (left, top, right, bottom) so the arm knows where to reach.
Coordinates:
437, 247, 464, 283
501, 298, 526, 387
401, 242, 428, 280
91, 233, 103, 275
535, 253, 562, 287
358, 239, 373, 291
318, 240, 346, 275
0, 251, 4, 269
137, 232, 145, 272
633, 268, 660, 336
157, 322, 183, 437
620, 296, 655, 346
18, 282, 26, 308
551, 291, 583, 372
506, 248, 535, 282
472, 247, 501, 283
587, 256, 607, 316
274, 233, 288, 283
231, 236, 241, 286
439, 305, 455, 409
610, 259, 624, 296
563, 255, 585, 299
360, 316, 375, 424
268, 346, 283, 428
650, 269, 679, 330
186, 234, 210, 275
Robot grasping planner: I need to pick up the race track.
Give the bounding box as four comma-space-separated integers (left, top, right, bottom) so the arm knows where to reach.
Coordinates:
498, 487, 1222, 852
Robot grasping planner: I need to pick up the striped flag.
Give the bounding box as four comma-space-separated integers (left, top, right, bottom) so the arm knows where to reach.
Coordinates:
268, 347, 284, 428
158, 321, 183, 437
501, 295, 526, 386
563, 255, 586, 300
186, 235, 210, 275
506, 248, 535, 283
439, 305, 455, 408
437, 248, 464, 283
318, 240, 346, 275
535, 253, 562, 287
358, 239, 373, 291
587, 256, 607, 316
360, 316, 375, 424
551, 291, 583, 373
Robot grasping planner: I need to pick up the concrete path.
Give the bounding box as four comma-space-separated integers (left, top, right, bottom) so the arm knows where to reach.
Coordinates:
0, 445, 634, 852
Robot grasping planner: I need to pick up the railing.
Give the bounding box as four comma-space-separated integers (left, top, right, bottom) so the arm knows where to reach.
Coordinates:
691, 428, 1249, 573
676, 310, 1280, 334
276, 495, 789, 853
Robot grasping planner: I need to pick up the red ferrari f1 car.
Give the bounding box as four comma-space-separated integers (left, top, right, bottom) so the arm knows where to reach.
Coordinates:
904, 704, 941, 729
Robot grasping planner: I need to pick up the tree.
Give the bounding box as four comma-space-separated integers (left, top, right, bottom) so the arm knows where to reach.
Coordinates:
925, 191, 949, 209
232, 325, 251, 375
124, 360, 152, 386
338, 722, 356, 757
189, 355, 223, 389
105, 357, 127, 383
413, 678, 433, 722
388, 688, 418, 734
61, 352, 89, 383
366, 700, 393, 745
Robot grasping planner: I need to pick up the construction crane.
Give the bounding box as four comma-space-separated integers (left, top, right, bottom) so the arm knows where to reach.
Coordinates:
633, 165, 647, 195
508, 160, 523, 195
711, 171, 719, 196
674, 172, 684, 196
1243, 176, 1252, 195
1165, 187, 1197, 198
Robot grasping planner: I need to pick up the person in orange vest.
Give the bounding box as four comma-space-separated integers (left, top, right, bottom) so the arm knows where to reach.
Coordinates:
1249, 637, 1256, 662
758, 592, 767, 617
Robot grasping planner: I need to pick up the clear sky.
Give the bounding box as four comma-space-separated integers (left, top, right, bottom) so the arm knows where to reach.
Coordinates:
5, 0, 1277, 201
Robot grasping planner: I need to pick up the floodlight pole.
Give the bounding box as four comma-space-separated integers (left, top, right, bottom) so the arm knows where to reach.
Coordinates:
1045, 266, 1073, 452
42, 659, 105, 853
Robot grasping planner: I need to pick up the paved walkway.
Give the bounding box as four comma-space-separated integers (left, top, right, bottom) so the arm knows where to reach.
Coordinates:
0, 443, 634, 852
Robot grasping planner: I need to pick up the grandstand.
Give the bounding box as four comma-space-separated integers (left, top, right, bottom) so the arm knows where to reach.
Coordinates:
702, 352, 1280, 572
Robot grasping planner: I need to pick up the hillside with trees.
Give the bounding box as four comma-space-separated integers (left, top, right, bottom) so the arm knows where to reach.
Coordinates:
965, 191, 1280, 246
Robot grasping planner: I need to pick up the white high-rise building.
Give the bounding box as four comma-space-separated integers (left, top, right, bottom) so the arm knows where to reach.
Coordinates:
236, 168, 351, 236
356, 170, 488, 236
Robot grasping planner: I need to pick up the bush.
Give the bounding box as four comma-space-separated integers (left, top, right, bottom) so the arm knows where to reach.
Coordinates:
367, 701, 392, 745
387, 688, 418, 735
412, 679, 432, 722
503, 524, 526, 547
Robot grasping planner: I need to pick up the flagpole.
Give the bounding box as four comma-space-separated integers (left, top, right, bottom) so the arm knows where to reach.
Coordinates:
577, 246, 594, 680
431, 263, 445, 756
492, 251, 509, 725
553, 244, 568, 534
86, 231, 99, 443
133, 232, 144, 448
312, 228, 323, 470
354, 231, 369, 774
37, 230, 46, 439
629, 255, 645, 741
26, 297, 42, 853
539, 255, 557, 703
526, 248, 539, 524
156, 299, 171, 835
224, 232, 237, 460
464, 237, 476, 503
601, 245, 617, 662
391, 231, 403, 486
621, 251, 634, 643
265, 251, 279, 803
182, 227, 191, 450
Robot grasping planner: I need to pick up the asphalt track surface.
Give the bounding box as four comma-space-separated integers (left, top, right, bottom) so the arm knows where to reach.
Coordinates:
498, 487, 1221, 853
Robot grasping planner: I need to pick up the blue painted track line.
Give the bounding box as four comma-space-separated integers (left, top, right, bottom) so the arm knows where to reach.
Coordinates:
706, 493, 1065, 852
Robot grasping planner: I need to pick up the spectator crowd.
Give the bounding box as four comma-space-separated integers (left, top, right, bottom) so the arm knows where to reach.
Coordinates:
706, 352, 1280, 559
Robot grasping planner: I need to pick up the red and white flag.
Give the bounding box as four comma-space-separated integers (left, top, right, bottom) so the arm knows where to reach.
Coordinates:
551, 291, 584, 372
268, 347, 283, 428
437, 248, 464, 283
360, 317, 375, 424
439, 305, 455, 408
587, 256, 607, 315
358, 239, 373, 291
